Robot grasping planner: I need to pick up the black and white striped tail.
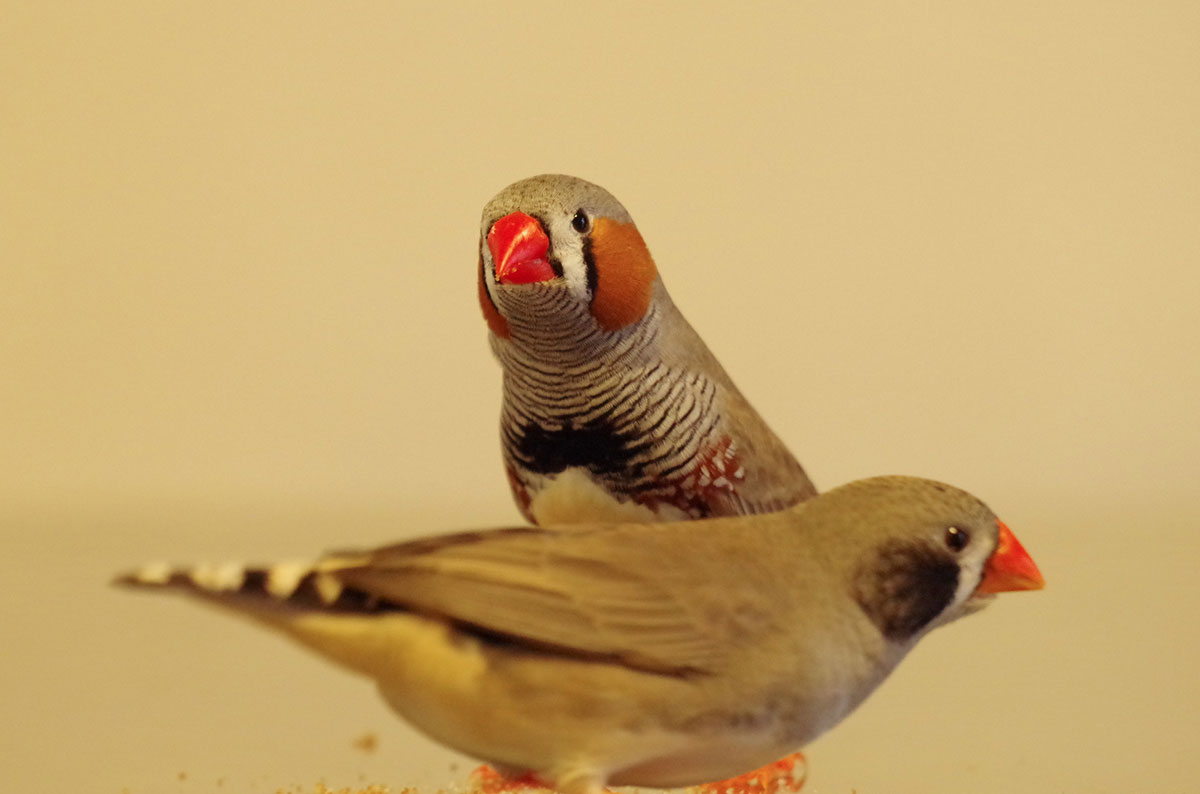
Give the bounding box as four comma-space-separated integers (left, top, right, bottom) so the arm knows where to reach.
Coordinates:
113, 559, 393, 614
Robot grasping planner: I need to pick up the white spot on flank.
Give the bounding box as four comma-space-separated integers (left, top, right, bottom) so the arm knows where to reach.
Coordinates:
266, 560, 312, 599
135, 561, 173, 585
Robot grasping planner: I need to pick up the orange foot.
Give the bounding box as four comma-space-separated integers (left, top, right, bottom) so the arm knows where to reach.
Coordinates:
469, 765, 549, 794
468, 765, 622, 794
688, 752, 808, 794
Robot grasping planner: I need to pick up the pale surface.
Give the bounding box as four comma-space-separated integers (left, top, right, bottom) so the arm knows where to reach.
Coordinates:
3, 2, 1198, 792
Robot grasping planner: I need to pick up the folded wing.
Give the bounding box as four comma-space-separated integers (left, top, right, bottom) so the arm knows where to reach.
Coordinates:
324, 526, 734, 675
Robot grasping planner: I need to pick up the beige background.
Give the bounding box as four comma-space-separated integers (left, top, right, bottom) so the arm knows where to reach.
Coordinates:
4, 2, 1198, 792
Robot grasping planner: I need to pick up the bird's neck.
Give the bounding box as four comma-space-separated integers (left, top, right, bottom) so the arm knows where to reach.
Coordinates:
492, 294, 661, 374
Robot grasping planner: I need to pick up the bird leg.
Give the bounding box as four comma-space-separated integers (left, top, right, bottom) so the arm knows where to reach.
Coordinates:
469, 764, 612, 794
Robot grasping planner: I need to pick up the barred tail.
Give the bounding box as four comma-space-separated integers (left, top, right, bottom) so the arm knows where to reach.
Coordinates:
113, 557, 387, 614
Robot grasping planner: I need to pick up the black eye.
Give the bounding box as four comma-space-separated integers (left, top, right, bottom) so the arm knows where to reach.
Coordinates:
944, 526, 970, 552
571, 210, 590, 233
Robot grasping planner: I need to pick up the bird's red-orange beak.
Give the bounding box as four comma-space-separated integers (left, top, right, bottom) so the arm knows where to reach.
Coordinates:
976, 520, 1045, 594
487, 212, 556, 285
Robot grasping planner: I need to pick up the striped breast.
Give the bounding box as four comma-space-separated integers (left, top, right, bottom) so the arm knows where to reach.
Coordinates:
493, 285, 745, 523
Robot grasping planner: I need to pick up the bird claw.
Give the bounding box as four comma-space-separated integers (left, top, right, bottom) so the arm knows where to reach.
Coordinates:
686, 752, 807, 794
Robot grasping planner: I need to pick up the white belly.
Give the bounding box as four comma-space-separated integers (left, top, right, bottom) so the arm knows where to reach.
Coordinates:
529, 468, 689, 525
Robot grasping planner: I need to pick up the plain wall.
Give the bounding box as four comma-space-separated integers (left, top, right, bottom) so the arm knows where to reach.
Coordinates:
3, 3, 1197, 792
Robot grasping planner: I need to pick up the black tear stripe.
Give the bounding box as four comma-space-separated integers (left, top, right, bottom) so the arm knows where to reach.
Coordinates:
479, 251, 502, 314
526, 212, 564, 278
853, 541, 960, 642
583, 235, 598, 299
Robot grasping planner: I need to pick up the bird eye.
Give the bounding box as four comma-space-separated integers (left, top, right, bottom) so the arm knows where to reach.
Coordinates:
944, 526, 970, 552
571, 210, 590, 233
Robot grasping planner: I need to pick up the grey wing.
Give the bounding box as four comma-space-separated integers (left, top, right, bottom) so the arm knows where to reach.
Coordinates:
321, 526, 728, 675
659, 301, 818, 511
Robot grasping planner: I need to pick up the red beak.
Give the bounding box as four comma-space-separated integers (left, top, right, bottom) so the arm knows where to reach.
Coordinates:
487, 212, 556, 285
976, 520, 1045, 594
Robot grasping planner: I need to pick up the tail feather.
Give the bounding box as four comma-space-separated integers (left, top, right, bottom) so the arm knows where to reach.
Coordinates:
115, 558, 427, 681
113, 559, 395, 614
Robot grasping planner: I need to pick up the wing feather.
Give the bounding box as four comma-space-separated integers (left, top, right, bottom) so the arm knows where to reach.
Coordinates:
322, 525, 746, 674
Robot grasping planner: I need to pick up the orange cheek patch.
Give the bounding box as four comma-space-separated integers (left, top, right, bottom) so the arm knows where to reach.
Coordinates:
590, 218, 658, 331
478, 250, 510, 338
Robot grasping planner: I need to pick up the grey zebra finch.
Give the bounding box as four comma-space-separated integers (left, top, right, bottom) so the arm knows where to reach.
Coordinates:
115, 476, 1044, 794
478, 174, 817, 525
